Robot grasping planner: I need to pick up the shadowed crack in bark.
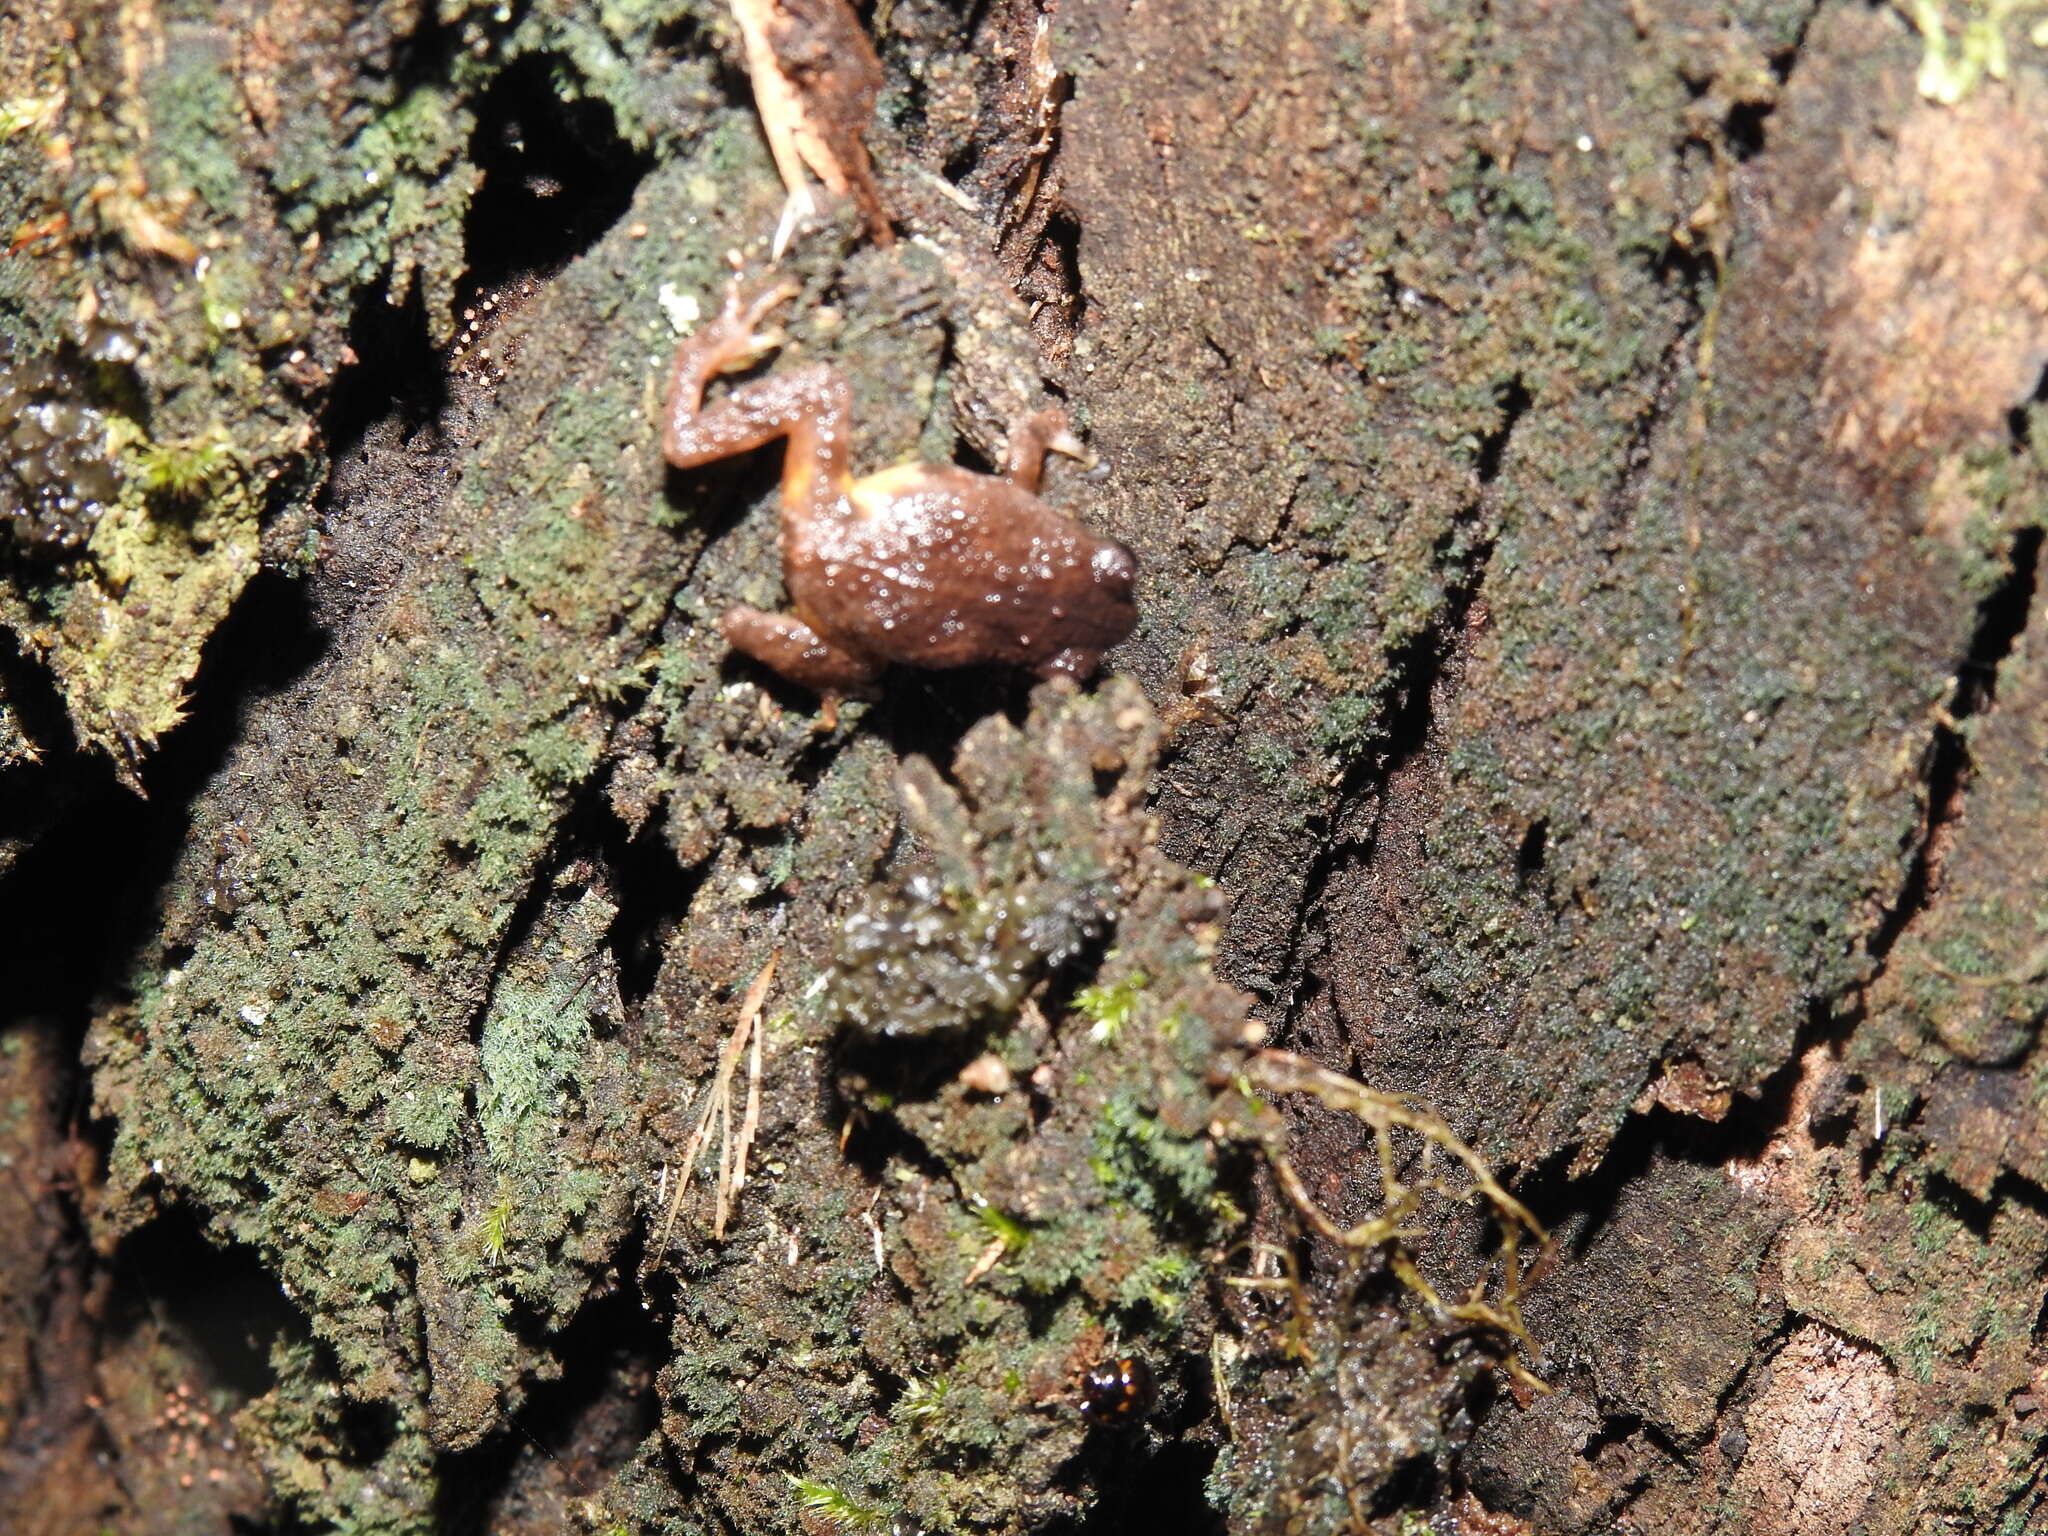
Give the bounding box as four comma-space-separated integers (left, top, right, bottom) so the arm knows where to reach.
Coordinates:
1867, 523, 2043, 973
1272, 378, 1530, 1049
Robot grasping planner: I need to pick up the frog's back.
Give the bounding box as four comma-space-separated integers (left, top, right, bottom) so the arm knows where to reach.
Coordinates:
789, 465, 1137, 673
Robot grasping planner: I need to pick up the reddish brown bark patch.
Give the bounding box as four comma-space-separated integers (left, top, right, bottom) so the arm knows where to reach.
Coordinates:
1822, 86, 2048, 500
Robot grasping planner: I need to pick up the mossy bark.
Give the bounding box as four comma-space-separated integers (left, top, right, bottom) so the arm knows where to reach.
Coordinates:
2, 1, 2046, 1533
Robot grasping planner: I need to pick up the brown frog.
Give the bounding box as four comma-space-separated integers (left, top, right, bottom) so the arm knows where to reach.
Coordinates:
662, 282, 1138, 711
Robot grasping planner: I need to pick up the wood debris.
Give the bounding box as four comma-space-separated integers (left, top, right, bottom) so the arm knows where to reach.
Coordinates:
728, 0, 893, 254
653, 949, 779, 1255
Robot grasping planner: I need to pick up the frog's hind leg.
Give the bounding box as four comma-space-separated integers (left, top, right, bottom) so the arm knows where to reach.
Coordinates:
665, 361, 852, 478
1002, 408, 1094, 493
662, 285, 852, 500
721, 605, 883, 702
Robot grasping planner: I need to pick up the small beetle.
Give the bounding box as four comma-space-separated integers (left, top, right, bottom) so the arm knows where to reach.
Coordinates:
1078, 1354, 1155, 1427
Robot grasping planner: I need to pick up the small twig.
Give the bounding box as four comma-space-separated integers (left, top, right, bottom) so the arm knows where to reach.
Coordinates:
712, 1033, 736, 1237
1221, 1241, 1313, 1362
653, 951, 780, 1255
1921, 934, 2048, 989
963, 1236, 1008, 1288
861, 1189, 886, 1273
736, 990, 765, 1194
1210, 1335, 1238, 1435
911, 166, 980, 213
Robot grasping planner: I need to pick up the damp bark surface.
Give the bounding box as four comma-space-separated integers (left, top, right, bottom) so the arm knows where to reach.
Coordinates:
2, 2, 2046, 1534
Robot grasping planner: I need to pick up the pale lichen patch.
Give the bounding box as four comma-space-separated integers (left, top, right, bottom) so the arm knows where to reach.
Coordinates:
1730, 1324, 1895, 1536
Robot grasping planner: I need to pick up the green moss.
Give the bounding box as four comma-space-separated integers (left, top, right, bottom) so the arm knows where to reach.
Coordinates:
616, 681, 1249, 1533
5, 2, 729, 782
786, 1477, 893, 1533
893, 1374, 953, 1429
147, 43, 248, 220
1092, 1091, 1218, 1226
76, 131, 761, 1526
969, 1197, 1032, 1255
1074, 968, 1149, 1043
130, 433, 236, 503
271, 83, 476, 336
38, 451, 262, 777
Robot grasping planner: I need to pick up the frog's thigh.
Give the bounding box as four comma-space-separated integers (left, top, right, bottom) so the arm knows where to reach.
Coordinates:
721, 605, 883, 693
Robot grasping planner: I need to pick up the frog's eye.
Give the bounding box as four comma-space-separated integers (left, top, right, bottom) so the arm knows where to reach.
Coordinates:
1092, 541, 1138, 595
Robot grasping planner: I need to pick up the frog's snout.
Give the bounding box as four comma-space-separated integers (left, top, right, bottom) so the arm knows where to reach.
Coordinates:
1093, 539, 1138, 597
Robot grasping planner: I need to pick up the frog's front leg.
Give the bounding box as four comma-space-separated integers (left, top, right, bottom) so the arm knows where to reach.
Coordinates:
721, 604, 883, 701
1002, 407, 1093, 494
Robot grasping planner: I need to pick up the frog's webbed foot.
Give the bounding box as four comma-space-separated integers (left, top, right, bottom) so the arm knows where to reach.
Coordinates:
699, 279, 799, 378
722, 605, 883, 723
1004, 408, 1097, 493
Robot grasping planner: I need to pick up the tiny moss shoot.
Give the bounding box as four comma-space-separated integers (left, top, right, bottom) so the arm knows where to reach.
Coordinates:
785, 1475, 892, 1533
1075, 967, 1148, 1043
1899, 0, 2048, 103
894, 1374, 951, 1426
479, 1192, 514, 1264
133, 434, 237, 503
971, 1197, 1031, 1254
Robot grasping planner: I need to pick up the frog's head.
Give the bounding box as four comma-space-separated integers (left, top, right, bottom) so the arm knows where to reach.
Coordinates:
1091, 539, 1139, 603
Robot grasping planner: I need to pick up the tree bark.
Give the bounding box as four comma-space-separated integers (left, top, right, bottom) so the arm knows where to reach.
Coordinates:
2, 1, 2044, 1533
